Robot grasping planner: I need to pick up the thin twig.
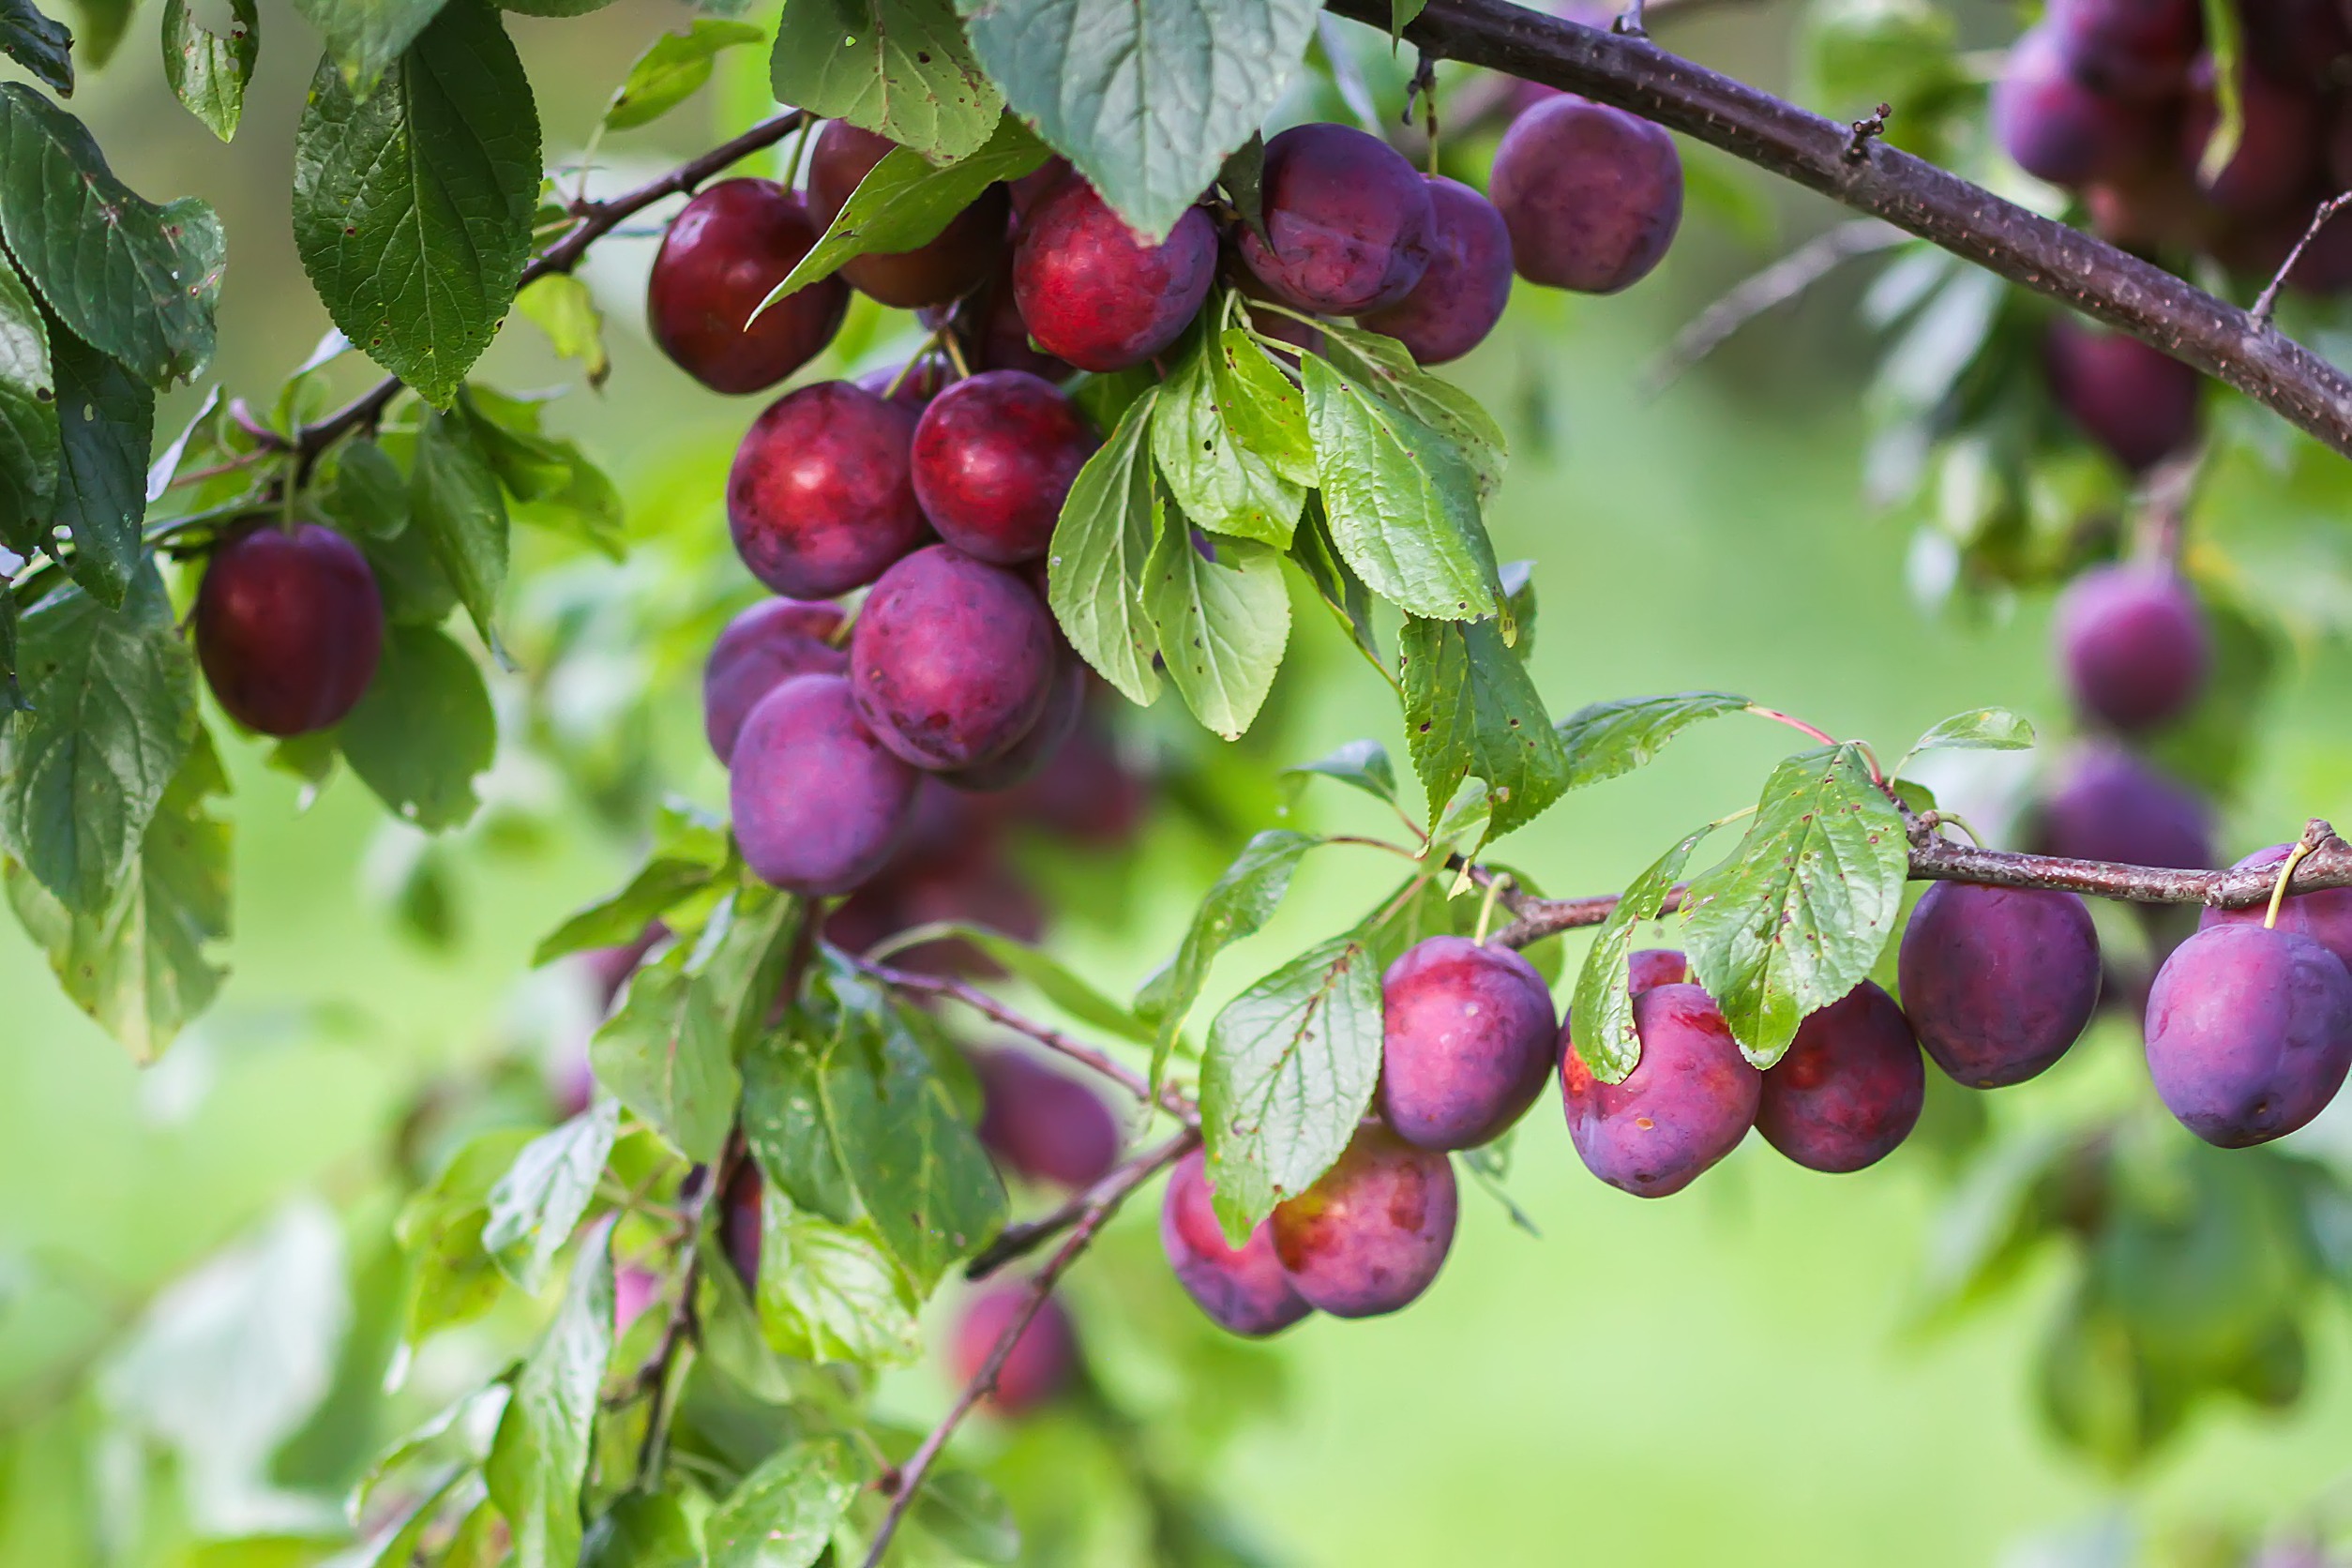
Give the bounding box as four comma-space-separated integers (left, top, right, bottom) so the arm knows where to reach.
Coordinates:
2133, 443, 2205, 568
1641, 219, 1906, 396
2254, 191, 2352, 324
965, 1130, 1198, 1280
860, 1127, 1201, 1568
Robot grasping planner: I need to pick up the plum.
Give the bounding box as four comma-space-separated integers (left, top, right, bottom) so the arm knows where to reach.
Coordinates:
2048, 0, 2198, 99
647, 179, 850, 395
824, 803, 1046, 978
951, 1282, 1078, 1415
2202, 843, 2352, 968
1379, 935, 1557, 1151
727, 381, 930, 598
1490, 95, 1683, 294
1628, 947, 1690, 993
997, 711, 1151, 848
1992, 26, 2156, 188
2053, 564, 2209, 733
1560, 982, 1759, 1197
1012, 179, 1217, 371
909, 370, 1096, 565
701, 596, 847, 763
729, 673, 921, 895
2032, 744, 2213, 870
1160, 1150, 1313, 1337
1359, 175, 1514, 366
721, 1161, 762, 1291
1271, 1122, 1456, 1318
2182, 56, 2320, 218
1756, 981, 1925, 1173
195, 522, 384, 736
2043, 319, 2201, 472
972, 1048, 1122, 1190
1898, 881, 2103, 1087
945, 655, 1086, 792
806, 121, 1008, 308
922, 256, 1076, 383
1239, 122, 1436, 313
850, 545, 1060, 770
2145, 922, 2352, 1146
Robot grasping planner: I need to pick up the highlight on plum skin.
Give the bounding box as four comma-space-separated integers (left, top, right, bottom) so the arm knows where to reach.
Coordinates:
1270, 1121, 1457, 1319
726, 380, 930, 600
910, 369, 1099, 566
1012, 179, 1218, 372
1161, 1150, 1313, 1338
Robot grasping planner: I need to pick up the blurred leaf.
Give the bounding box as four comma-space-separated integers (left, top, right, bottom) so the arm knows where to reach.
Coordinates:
1136, 829, 1319, 1088
1049, 387, 1162, 704
591, 940, 740, 1166
1390, 0, 1425, 34
1567, 822, 1715, 1083
350, 1468, 475, 1568
1153, 337, 1304, 547
335, 624, 496, 831
1500, 558, 1536, 661
396, 1128, 535, 1338
0, 0, 73, 96
515, 274, 609, 387
324, 439, 409, 538
1214, 324, 1314, 484
604, 19, 762, 131
754, 1196, 922, 1368
292, 0, 446, 90
483, 1097, 620, 1293
1284, 738, 1395, 804
1678, 149, 1776, 251
1144, 527, 1289, 740
580, 1489, 702, 1568
912, 1470, 1019, 1563
62, 0, 125, 63
871, 919, 1152, 1045
1424, 773, 1491, 861
487, 1221, 614, 1568
743, 1031, 858, 1226
533, 805, 731, 965
352, 1384, 511, 1520
2196, 0, 2242, 188
1802, 0, 1956, 118
1397, 612, 1567, 841
162, 0, 258, 141
1200, 919, 1384, 1244
706, 1434, 866, 1568
50, 322, 153, 608
409, 405, 510, 644
1288, 495, 1382, 670
1553, 691, 1749, 792
1217, 132, 1267, 247
1902, 706, 2034, 765
770, 0, 1000, 161
1458, 1139, 1539, 1237
0, 246, 57, 546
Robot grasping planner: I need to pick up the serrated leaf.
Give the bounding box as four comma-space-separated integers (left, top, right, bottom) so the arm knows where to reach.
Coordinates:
0, 247, 57, 550
1048, 386, 1160, 704
1200, 921, 1383, 1244
1680, 744, 1909, 1065
4, 724, 229, 1062
868, 920, 1152, 1045
482, 1097, 619, 1293
1316, 322, 1505, 499
63, 0, 128, 66
1904, 706, 2034, 762
532, 810, 731, 965
323, 438, 408, 538
0, 565, 194, 914
0, 84, 225, 387
754, 1196, 922, 1368
0, 0, 71, 98
291, 0, 540, 408
48, 321, 151, 608
770, 0, 1001, 162
743, 1032, 858, 1225
1391, 0, 1426, 31
293, 0, 447, 90
1213, 324, 1314, 484
487, 1220, 613, 1568
1134, 827, 1319, 1087
605, 18, 762, 131
1554, 690, 1750, 792
1284, 738, 1394, 803
1142, 525, 1289, 740
335, 623, 495, 830
706, 1434, 866, 1568
396, 1126, 535, 1337
410, 404, 509, 643
1566, 823, 1715, 1083
1397, 613, 1567, 842
1152, 337, 1304, 547
962, 0, 1318, 239
163, 0, 257, 141
591, 943, 739, 1166
515, 274, 608, 387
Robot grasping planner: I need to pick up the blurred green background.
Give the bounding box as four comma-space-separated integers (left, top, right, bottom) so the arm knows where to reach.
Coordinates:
13, 1, 2352, 1563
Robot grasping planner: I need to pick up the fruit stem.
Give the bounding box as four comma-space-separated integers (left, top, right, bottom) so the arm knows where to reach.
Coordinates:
1474, 871, 1512, 943
2266, 839, 2316, 929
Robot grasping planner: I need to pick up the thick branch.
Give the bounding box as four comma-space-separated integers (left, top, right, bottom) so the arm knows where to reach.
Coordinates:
1333, 0, 2352, 460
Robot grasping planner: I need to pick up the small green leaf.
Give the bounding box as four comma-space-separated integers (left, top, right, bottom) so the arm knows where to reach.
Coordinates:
1151, 337, 1304, 547
515, 274, 608, 387
912, 1470, 1020, 1564
581, 1491, 702, 1568
591, 942, 740, 1166
1500, 558, 1536, 660
533, 807, 731, 965
0, 245, 57, 547
48, 322, 152, 609
487, 1220, 613, 1568
770, 0, 1001, 162
1554, 690, 1751, 792
1134, 828, 1319, 1088
397, 1131, 533, 1339
0, 0, 72, 99
1397, 613, 1568, 842
1142, 525, 1289, 740
1284, 738, 1395, 804
706, 1434, 866, 1568
1213, 324, 1314, 484
1288, 494, 1382, 671
604, 18, 763, 131
1200, 920, 1384, 1244
0, 565, 195, 914
0, 84, 226, 387
1218, 132, 1268, 245
1903, 706, 2035, 765
742, 1031, 858, 1225
292, 0, 448, 90
2196, 0, 2243, 188
1680, 744, 1909, 1066
1048, 386, 1161, 705
324, 438, 409, 538
410, 404, 509, 644
482, 1096, 620, 1293
962, 0, 1318, 238
291, 0, 541, 407
753, 1196, 922, 1368
162, 0, 258, 141
1391, 0, 1426, 32
1566, 823, 1716, 1083
336, 623, 496, 830
63, 0, 128, 66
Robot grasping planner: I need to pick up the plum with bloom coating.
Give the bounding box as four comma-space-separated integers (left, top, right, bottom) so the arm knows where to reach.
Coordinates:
1756, 981, 1924, 1173
1898, 882, 2103, 1087
1161, 1150, 1312, 1337
850, 545, 1060, 771
1360, 176, 1515, 365
1490, 96, 1683, 294
2146, 922, 2352, 1147
910, 371, 1097, 565
950, 1283, 1078, 1415
729, 673, 920, 895
1238, 123, 1436, 314
1271, 1123, 1456, 1318
1379, 935, 1557, 1150
807, 121, 1007, 308
701, 597, 845, 763
1560, 982, 1758, 1198
2054, 564, 2208, 733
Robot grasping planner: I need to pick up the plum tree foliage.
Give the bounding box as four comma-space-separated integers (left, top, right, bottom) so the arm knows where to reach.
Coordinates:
19, 0, 2352, 1560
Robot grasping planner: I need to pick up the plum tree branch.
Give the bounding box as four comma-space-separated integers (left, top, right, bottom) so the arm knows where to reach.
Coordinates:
861, 1126, 1201, 1568
1333, 0, 2352, 460
964, 1130, 1199, 1280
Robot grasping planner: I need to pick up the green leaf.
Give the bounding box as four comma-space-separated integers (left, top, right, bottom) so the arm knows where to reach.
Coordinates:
1200, 920, 1384, 1244
482, 1097, 620, 1293
1288, 494, 1382, 671
706, 1434, 866, 1568
1903, 706, 2035, 765
770, 0, 1001, 162
1500, 558, 1536, 660
396, 1126, 535, 1337
1213, 324, 1314, 485
64, 0, 127, 66
1316, 322, 1506, 499
753, 1196, 922, 1368
324, 438, 408, 538
0, 84, 226, 387
962, 0, 1318, 239
162, 0, 257, 141
48, 322, 152, 609
1554, 690, 1751, 792
515, 274, 608, 387
533, 806, 731, 965
1152, 338, 1304, 547
867, 920, 1151, 1045
1680, 744, 1910, 1066
336, 623, 495, 830
0, 0, 72, 98
352, 1381, 510, 1519
1396, 613, 1568, 842
742, 1031, 858, 1226
591, 942, 741, 1166
1304, 351, 1500, 622
0, 587, 20, 712
410, 404, 509, 643
487, 1221, 613, 1568
1143, 526, 1289, 740
1284, 738, 1395, 804
1217, 132, 1268, 247
605, 18, 763, 131
1135, 828, 1319, 1086
353, 1467, 477, 1568
1565, 823, 1716, 1083
2196, 0, 2243, 188
755, 113, 1048, 314
0, 565, 194, 913
292, 0, 448, 90
4, 724, 229, 1062
581, 1491, 702, 1568
1048, 386, 1161, 705
291, 0, 541, 408
0, 246, 58, 548
1391, 0, 1426, 31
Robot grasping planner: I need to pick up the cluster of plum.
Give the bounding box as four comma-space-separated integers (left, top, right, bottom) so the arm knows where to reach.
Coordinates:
1993, 0, 2352, 290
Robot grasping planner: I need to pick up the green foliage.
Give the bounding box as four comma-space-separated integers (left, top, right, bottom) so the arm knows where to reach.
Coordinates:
753, 1195, 924, 1367
0, 249, 56, 545
1553, 691, 1750, 792
1152, 333, 1305, 548
1049, 386, 1163, 705
770, 0, 1002, 162
409, 404, 512, 642
591, 896, 767, 1164
335, 623, 497, 829
1397, 612, 1567, 841
1567, 823, 1717, 1082
161, 0, 258, 141
705, 1434, 867, 1568
487, 1222, 614, 1568
1284, 736, 1395, 804
1902, 705, 2035, 765
47, 318, 150, 606
397, 1126, 538, 1339
1136, 828, 1319, 1084
604, 18, 765, 132
0, 0, 72, 98
532, 801, 732, 964
292, 0, 446, 90
483, 1096, 620, 1292
1143, 527, 1289, 741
